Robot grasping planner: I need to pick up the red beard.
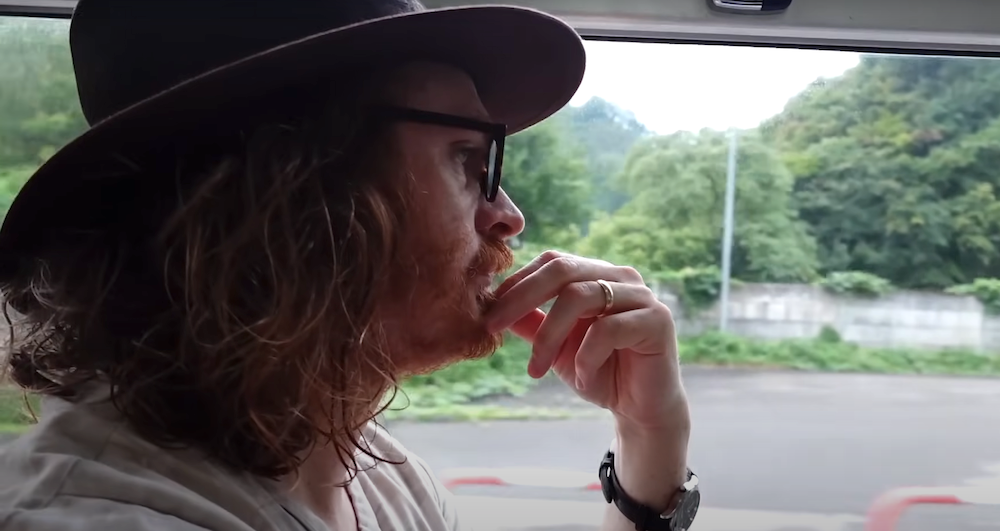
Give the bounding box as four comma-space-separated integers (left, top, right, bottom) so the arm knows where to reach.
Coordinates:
386, 234, 514, 376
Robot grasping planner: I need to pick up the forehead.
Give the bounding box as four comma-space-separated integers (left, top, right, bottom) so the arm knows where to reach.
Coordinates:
380, 62, 491, 121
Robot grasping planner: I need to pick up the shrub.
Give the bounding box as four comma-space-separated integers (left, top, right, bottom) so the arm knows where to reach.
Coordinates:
818, 271, 893, 297
947, 278, 1000, 314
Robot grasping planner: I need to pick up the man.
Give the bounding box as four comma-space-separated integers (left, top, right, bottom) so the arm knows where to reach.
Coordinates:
0, 0, 698, 530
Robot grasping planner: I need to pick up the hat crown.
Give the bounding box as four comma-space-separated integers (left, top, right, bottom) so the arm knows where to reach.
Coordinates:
70, 0, 426, 125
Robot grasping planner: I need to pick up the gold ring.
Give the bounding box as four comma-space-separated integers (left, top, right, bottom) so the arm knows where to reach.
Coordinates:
596, 279, 614, 317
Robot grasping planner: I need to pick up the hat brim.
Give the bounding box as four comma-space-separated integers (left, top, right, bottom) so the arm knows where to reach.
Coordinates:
0, 5, 585, 261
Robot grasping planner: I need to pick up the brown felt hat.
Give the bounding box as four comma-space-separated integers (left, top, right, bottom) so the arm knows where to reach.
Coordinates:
0, 0, 585, 277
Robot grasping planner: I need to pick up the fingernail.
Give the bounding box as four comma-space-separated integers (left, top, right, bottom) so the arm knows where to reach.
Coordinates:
575, 376, 585, 390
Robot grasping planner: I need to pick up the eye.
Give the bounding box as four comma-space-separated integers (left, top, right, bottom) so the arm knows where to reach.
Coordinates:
455, 145, 488, 178
455, 146, 477, 164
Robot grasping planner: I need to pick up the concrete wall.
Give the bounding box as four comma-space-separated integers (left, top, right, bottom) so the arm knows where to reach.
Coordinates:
657, 282, 1000, 352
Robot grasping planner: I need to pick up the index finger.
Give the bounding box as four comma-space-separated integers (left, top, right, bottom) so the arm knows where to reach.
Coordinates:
486, 256, 627, 334
494, 249, 565, 298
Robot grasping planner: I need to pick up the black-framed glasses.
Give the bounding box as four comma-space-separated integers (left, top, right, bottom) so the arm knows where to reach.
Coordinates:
372, 105, 507, 202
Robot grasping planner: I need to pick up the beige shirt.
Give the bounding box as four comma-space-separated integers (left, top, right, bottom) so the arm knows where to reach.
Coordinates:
0, 387, 463, 531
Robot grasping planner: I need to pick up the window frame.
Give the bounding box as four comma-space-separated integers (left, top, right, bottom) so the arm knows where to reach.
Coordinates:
0, 0, 73, 18
3, 0, 1000, 55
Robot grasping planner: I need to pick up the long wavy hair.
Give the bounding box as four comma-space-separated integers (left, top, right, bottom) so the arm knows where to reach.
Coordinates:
1, 77, 410, 479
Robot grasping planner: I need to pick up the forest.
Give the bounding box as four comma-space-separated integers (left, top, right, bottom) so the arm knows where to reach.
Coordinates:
5, 17, 1000, 300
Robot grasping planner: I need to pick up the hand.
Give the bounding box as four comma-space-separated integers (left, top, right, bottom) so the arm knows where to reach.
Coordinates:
486, 250, 689, 434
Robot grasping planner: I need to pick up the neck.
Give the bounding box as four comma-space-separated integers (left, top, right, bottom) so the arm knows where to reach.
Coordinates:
282, 442, 358, 530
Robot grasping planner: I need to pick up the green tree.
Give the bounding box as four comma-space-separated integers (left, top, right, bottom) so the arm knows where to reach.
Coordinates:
554, 97, 651, 216
0, 18, 85, 222
581, 129, 819, 282
0, 19, 83, 165
502, 118, 592, 247
764, 55, 1000, 288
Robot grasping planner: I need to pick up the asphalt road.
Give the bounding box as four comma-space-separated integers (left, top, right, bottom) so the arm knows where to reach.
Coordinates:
387, 367, 1000, 531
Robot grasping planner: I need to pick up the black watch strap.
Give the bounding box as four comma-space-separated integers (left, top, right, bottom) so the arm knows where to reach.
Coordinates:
598, 450, 698, 531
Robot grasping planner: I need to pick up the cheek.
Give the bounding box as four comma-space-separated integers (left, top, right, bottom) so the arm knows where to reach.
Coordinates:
398, 127, 479, 205
438, 194, 480, 261
415, 166, 480, 229
401, 138, 480, 245
427, 208, 478, 261
403, 182, 477, 265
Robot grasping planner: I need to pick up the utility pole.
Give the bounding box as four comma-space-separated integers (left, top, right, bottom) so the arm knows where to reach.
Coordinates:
719, 128, 738, 332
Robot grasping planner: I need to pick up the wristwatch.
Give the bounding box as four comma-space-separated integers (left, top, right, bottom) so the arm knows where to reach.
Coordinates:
598, 449, 700, 531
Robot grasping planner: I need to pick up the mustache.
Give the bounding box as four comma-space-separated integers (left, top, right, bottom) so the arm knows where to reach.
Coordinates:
468, 239, 515, 278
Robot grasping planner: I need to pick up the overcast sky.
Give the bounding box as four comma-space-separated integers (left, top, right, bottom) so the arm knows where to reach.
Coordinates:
569, 40, 862, 134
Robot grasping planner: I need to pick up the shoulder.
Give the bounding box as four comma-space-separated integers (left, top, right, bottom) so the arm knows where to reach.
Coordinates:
353, 422, 464, 531
363, 423, 441, 489
0, 418, 212, 531
0, 396, 272, 531
357, 422, 447, 502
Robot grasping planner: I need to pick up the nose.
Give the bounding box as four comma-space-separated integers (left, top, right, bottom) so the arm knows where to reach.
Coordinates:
476, 187, 525, 241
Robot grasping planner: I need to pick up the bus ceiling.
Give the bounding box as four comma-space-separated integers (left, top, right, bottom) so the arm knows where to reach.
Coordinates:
4, 0, 1000, 55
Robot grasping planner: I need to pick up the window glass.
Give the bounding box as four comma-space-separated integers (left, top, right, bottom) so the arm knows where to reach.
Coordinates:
5, 14, 1000, 531
0, 17, 81, 217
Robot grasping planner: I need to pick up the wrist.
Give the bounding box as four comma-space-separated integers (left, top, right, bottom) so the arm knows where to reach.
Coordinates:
614, 394, 691, 445
612, 419, 690, 512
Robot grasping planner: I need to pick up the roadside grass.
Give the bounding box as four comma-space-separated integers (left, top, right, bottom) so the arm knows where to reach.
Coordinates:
5, 331, 1000, 431
680, 331, 1000, 376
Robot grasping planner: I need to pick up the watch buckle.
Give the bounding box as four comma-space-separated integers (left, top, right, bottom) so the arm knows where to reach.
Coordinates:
598, 454, 615, 504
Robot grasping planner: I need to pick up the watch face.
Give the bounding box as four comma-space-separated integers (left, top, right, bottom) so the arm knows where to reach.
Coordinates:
671, 490, 701, 531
